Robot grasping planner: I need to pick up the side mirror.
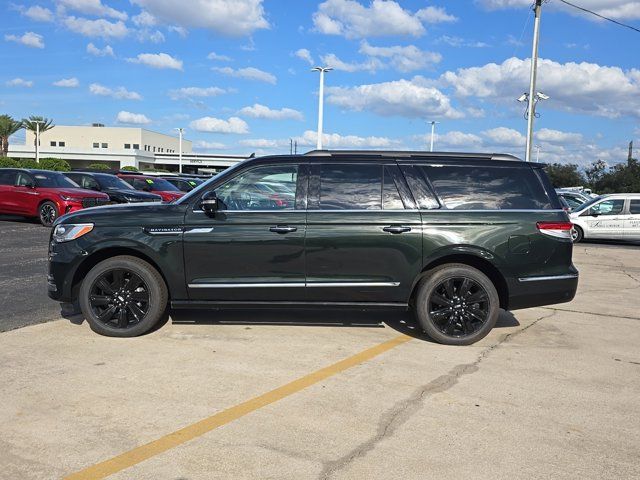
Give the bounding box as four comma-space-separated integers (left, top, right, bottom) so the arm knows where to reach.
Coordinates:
201, 191, 218, 215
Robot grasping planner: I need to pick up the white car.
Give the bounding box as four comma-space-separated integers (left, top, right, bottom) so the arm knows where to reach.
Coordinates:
570, 193, 640, 242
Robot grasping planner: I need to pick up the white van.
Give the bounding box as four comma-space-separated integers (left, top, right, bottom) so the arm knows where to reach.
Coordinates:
570, 194, 640, 242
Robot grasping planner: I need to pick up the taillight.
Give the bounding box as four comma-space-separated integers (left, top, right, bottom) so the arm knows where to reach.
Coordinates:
537, 221, 573, 239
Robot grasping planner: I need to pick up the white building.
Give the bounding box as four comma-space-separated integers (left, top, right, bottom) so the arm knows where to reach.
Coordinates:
9, 124, 248, 173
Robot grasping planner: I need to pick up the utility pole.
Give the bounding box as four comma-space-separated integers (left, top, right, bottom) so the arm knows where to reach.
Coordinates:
312, 67, 332, 150
628, 141, 633, 161
535, 145, 541, 162
175, 128, 184, 173
429, 121, 439, 152
525, 0, 543, 163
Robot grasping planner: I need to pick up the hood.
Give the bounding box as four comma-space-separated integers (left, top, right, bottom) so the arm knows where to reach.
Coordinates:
105, 188, 162, 200
54, 188, 109, 199
54, 202, 188, 227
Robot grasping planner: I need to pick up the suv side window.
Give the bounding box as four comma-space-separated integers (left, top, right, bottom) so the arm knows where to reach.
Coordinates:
318, 164, 381, 210
590, 199, 624, 216
216, 164, 298, 211
0, 170, 16, 185
420, 165, 552, 210
383, 165, 405, 210
15, 172, 33, 187
630, 200, 640, 214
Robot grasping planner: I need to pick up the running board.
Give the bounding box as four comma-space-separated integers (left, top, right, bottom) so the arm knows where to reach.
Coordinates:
171, 300, 408, 310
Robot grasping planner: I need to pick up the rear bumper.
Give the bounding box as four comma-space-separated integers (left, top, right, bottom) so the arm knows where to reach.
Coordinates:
507, 266, 579, 310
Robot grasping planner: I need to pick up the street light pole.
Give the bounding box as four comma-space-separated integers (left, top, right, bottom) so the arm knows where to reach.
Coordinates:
429, 121, 439, 152
535, 145, 541, 162
175, 128, 184, 173
312, 67, 332, 150
525, 0, 543, 162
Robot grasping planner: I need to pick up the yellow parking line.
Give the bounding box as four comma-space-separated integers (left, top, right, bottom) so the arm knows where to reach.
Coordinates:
64, 334, 412, 480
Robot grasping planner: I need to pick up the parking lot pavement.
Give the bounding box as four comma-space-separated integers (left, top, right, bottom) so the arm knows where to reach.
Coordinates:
0, 216, 60, 332
1, 243, 639, 479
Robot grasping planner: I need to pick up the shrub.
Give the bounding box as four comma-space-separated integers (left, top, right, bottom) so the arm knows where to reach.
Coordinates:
88, 163, 110, 170
0, 157, 20, 168
121, 166, 139, 172
38, 157, 71, 171
18, 158, 38, 169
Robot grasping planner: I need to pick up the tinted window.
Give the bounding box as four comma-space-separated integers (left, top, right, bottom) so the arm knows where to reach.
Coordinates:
630, 200, 640, 214
560, 194, 583, 209
32, 172, 79, 188
95, 174, 132, 190
383, 166, 404, 210
216, 164, 298, 210
399, 165, 439, 209
132, 177, 180, 192
15, 172, 33, 187
420, 165, 552, 210
590, 199, 624, 216
0, 170, 16, 186
319, 164, 381, 210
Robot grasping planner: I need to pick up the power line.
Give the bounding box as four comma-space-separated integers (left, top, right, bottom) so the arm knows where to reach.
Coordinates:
557, 0, 640, 34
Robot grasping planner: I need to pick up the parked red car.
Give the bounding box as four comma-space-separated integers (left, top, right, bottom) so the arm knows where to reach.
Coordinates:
0, 169, 110, 226
117, 174, 184, 202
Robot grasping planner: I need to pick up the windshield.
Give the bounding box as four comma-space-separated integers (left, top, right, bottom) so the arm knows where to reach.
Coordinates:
96, 174, 136, 190
33, 171, 80, 188
572, 195, 604, 213
130, 177, 181, 192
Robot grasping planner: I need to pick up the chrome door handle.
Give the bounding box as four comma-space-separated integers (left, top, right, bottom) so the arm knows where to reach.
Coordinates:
383, 226, 411, 234
269, 225, 297, 234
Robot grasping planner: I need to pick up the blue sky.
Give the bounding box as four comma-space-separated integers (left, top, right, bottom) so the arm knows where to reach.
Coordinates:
2, 0, 639, 166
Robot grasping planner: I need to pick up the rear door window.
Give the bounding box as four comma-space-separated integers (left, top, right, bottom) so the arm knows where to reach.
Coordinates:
318, 164, 381, 210
630, 200, 640, 214
383, 166, 405, 210
0, 170, 16, 185
419, 165, 552, 210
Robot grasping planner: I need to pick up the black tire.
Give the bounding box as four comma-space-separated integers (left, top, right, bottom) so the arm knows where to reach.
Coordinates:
79, 255, 168, 337
414, 264, 500, 346
571, 225, 583, 243
39, 201, 58, 227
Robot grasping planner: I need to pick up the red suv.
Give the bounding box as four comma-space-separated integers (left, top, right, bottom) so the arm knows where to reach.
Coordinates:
117, 174, 185, 202
0, 169, 110, 226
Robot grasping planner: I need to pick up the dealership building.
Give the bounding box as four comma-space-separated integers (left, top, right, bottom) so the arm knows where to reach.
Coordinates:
8, 124, 249, 173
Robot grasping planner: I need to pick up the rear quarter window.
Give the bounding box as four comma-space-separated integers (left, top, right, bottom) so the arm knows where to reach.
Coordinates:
418, 165, 553, 210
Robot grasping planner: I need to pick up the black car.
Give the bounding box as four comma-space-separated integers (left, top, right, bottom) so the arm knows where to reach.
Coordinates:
48, 150, 578, 345
161, 176, 204, 192
64, 172, 162, 203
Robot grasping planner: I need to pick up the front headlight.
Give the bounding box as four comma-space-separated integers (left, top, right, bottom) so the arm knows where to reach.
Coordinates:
53, 223, 94, 242
59, 194, 83, 202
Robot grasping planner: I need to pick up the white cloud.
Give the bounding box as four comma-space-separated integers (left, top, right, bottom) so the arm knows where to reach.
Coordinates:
535, 128, 584, 145
239, 138, 289, 149
436, 35, 490, 48
132, 11, 157, 27
238, 103, 303, 121
189, 116, 249, 134
116, 111, 151, 125
207, 51, 231, 61
478, 0, 640, 20
312, 0, 455, 39
441, 57, 640, 118
320, 53, 383, 73
63, 16, 128, 38
359, 41, 441, 72
169, 86, 227, 99
89, 83, 142, 100
240, 131, 399, 150
137, 30, 165, 43
168, 25, 188, 37
57, 0, 128, 21
326, 77, 463, 119
194, 140, 227, 150
213, 66, 276, 84
295, 48, 314, 65
482, 127, 526, 148
86, 42, 114, 56
127, 52, 183, 70
5, 78, 33, 87
53, 77, 80, 87
130, 0, 269, 36
23, 6, 54, 22
5, 32, 45, 49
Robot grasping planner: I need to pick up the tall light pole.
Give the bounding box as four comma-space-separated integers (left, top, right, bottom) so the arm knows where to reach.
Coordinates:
535, 145, 541, 163
312, 66, 332, 150
429, 121, 439, 152
525, 0, 543, 163
174, 127, 184, 173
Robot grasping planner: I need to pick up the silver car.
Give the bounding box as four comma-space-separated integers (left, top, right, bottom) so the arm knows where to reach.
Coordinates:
570, 193, 640, 242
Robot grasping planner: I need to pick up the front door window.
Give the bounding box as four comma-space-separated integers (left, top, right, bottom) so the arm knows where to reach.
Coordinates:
216, 165, 298, 210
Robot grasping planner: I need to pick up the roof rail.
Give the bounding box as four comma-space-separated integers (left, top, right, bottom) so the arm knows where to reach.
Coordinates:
303, 150, 523, 161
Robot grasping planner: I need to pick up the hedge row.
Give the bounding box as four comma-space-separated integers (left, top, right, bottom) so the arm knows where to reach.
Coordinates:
0, 157, 71, 171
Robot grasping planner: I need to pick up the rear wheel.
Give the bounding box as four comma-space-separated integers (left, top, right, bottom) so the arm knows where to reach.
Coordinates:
414, 264, 500, 346
79, 256, 168, 337
571, 225, 583, 243
39, 201, 58, 227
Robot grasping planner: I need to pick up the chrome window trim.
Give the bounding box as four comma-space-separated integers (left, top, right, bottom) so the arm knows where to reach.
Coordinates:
518, 274, 579, 283
188, 281, 400, 289
193, 208, 562, 214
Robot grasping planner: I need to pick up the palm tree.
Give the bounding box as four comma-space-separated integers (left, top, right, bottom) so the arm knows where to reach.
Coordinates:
22, 116, 54, 163
0, 115, 23, 157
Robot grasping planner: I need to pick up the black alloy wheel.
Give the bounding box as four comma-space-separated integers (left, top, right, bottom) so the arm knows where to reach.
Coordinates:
89, 269, 150, 329
428, 277, 490, 337
39, 201, 58, 227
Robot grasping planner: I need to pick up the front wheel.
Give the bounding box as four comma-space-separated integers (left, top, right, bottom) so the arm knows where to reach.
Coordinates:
39, 201, 58, 227
79, 256, 168, 337
414, 264, 500, 346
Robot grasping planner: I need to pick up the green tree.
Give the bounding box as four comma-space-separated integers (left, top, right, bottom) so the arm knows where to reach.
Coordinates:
0, 115, 23, 157
544, 163, 586, 188
121, 166, 139, 171
594, 158, 640, 193
22, 116, 54, 158
38, 157, 70, 171
88, 163, 110, 170
0, 157, 20, 168
585, 159, 607, 187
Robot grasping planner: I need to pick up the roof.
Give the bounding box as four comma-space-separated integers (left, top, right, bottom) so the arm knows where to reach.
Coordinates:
303, 150, 522, 162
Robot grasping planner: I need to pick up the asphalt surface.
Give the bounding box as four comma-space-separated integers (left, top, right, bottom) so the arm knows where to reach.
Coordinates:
0, 215, 61, 332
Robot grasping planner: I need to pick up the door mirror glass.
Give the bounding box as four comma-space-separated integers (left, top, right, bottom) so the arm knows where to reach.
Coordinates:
201, 191, 218, 215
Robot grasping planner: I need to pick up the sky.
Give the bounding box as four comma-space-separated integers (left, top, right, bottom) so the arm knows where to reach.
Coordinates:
2, 0, 640, 166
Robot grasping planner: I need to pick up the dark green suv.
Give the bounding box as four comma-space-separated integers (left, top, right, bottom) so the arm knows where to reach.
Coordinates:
48, 151, 578, 345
